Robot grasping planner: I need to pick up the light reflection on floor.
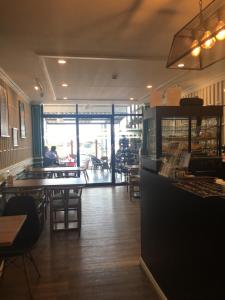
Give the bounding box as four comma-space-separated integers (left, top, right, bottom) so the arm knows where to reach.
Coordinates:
84, 169, 126, 184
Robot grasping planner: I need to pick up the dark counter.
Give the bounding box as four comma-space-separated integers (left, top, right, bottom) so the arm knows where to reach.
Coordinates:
141, 169, 225, 300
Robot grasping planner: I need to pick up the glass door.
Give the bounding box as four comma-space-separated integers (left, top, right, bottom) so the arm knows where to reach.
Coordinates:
78, 117, 112, 184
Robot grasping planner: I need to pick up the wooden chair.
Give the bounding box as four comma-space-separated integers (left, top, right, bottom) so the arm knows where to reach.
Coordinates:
90, 155, 102, 169
50, 186, 82, 236
129, 174, 140, 201
15, 188, 48, 230
126, 167, 139, 192
81, 159, 90, 182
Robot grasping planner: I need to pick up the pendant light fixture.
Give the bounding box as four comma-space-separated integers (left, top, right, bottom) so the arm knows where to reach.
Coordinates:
215, 20, 225, 40
167, 0, 225, 70
201, 30, 216, 49
191, 39, 201, 57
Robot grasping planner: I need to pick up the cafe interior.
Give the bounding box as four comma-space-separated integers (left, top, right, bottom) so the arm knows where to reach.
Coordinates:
0, 0, 225, 299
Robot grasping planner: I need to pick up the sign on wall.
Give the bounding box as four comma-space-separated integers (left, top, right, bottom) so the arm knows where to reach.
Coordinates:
19, 101, 26, 138
12, 127, 18, 146
0, 85, 9, 137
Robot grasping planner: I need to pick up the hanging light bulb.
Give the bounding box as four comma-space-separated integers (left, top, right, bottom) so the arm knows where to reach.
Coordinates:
201, 30, 216, 49
191, 39, 201, 57
215, 20, 225, 41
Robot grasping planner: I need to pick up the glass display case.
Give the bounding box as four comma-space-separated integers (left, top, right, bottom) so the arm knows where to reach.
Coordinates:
142, 105, 223, 172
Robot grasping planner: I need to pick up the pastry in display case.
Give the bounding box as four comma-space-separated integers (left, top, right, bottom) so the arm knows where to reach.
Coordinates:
142, 102, 223, 173
174, 177, 225, 198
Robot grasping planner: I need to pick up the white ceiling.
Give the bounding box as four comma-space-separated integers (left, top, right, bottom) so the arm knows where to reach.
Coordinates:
0, 0, 223, 105
42, 56, 182, 103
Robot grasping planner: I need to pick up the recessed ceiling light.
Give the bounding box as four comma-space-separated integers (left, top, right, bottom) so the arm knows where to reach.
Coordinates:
62, 83, 68, 87
146, 85, 152, 89
129, 97, 134, 101
34, 86, 39, 91
58, 59, 67, 64
178, 63, 184, 68
63, 97, 68, 100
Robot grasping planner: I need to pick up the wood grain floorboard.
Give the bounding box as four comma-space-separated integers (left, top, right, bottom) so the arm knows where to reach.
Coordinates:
0, 187, 161, 300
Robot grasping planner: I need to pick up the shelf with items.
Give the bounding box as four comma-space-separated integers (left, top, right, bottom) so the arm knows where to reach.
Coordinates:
142, 105, 223, 172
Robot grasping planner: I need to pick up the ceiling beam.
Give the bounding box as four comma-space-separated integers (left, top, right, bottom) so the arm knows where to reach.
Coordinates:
38, 53, 167, 62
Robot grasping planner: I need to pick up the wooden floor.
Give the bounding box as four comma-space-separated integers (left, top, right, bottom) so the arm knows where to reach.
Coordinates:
0, 187, 161, 300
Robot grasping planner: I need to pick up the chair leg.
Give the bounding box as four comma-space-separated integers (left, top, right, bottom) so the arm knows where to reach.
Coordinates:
78, 202, 82, 237
126, 174, 129, 192
27, 252, 41, 279
83, 171, 87, 183
0, 260, 5, 279
84, 170, 89, 181
44, 199, 48, 221
129, 184, 133, 201
64, 190, 69, 229
22, 255, 33, 299
50, 205, 54, 233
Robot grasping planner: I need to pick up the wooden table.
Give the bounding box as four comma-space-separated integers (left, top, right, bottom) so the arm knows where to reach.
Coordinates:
3, 177, 85, 206
0, 215, 26, 246
29, 167, 89, 183
4, 178, 85, 190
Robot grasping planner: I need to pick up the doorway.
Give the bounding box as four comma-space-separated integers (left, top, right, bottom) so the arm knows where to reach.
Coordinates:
78, 117, 112, 184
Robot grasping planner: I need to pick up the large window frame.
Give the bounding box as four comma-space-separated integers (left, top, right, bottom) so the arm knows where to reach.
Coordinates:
43, 104, 143, 185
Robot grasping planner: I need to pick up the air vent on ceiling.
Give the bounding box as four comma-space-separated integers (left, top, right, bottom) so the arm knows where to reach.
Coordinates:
112, 73, 118, 80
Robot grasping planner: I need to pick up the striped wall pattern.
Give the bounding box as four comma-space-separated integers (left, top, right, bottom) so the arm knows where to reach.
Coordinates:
184, 80, 225, 107
183, 78, 225, 143
0, 78, 32, 172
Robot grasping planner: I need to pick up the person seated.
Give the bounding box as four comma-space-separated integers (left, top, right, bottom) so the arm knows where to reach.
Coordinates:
48, 146, 59, 165
43, 146, 52, 167
44, 146, 50, 157
43, 146, 59, 166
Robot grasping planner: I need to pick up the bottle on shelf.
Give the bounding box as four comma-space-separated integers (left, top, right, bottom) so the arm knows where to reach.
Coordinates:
6, 170, 14, 185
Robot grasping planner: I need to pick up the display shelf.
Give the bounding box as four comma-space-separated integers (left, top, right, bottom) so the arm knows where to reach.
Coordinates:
142, 105, 223, 172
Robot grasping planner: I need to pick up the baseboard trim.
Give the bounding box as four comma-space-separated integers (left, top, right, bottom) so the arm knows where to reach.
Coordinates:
139, 257, 168, 300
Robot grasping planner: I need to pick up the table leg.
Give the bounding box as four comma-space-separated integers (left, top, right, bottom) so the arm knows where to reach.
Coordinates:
0, 260, 4, 278
64, 189, 69, 229
81, 170, 88, 184
49, 195, 53, 233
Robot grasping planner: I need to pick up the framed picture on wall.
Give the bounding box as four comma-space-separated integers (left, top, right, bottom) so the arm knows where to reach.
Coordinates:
0, 85, 10, 137
19, 101, 26, 138
12, 127, 18, 146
